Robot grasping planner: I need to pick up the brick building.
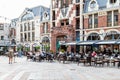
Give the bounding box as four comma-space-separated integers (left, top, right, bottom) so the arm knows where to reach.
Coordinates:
51, 0, 120, 53
83, 0, 120, 52
51, 0, 84, 52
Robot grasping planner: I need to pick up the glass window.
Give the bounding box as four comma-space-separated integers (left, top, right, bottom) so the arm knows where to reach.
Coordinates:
89, 15, 92, 28
107, 11, 112, 27
20, 33, 23, 42
94, 14, 98, 28
32, 21, 35, 30
0, 24, 4, 30
24, 33, 27, 41
66, 19, 69, 25
28, 32, 30, 41
1, 36, 4, 40
28, 22, 30, 30
24, 23, 27, 31
90, 1, 96, 8
20, 24, 23, 32
21, 13, 33, 21
32, 32, 35, 41
61, 21, 64, 26
114, 10, 118, 26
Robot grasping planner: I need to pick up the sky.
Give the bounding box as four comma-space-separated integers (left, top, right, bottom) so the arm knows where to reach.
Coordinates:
0, 0, 51, 19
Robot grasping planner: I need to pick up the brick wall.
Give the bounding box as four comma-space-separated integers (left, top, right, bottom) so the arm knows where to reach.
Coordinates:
84, 18, 89, 29
98, 15, 107, 27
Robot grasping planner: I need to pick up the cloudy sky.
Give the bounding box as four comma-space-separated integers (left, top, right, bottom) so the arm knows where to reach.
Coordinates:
0, 0, 51, 19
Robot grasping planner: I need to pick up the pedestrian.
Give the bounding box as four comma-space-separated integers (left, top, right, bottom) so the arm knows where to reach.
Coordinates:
8, 48, 14, 64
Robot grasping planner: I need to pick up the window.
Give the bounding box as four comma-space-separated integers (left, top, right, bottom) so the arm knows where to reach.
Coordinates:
107, 11, 112, 27
43, 23, 45, 33
46, 23, 48, 33
90, 1, 96, 8
110, 0, 117, 4
66, 19, 69, 25
21, 13, 33, 21
32, 21, 35, 30
52, 22, 55, 27
89, 15, 92, 28
76, 19, 80, 29
114, 10, 118, 26
24, 23, 27, 31
20, 24, 23, 32
1, 36, 4, 40
94, 14, 98, 28
28, 22, 30, 30
32, 32, 35, 41
52, 11, 55, 20
61, 0, 69, 8
28, 32, 30, 41
0, 24, 4, 30
20, 33, 23, 42
76, 0, 80, 3
24, 33, 27, 41
61, 21, 64, 26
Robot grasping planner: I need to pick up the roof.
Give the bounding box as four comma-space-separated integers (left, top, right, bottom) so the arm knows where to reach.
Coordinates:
30, 5, 50, 17
84, 0, 108, 13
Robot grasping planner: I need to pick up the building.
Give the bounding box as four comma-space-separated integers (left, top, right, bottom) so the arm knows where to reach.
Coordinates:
51, 0, 84, 52
0, 16, 11, 53
40, 9, 50, 52
83, 0, 120, 52
51, 0, 120, 53
15, 6, 50, 51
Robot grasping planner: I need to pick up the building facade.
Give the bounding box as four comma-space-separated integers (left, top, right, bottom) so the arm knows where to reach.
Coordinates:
0, 16, 11, 53
40, 9, 51, 52
51, 0, 84, 52
83, 0, 120, 52
15, 6, 50, 51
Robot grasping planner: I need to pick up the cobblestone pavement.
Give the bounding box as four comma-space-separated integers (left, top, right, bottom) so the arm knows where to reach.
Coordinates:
0, 56, 120, 80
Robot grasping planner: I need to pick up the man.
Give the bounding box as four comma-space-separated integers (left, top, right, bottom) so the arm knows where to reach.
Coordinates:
8, 48, 14, 64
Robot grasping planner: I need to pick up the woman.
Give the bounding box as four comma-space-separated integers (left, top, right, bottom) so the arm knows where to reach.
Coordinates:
8, 48, 14, 64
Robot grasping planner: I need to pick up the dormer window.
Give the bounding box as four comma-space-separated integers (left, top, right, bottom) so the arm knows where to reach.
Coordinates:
110, 0, 117, 4
90, 1, 96, 8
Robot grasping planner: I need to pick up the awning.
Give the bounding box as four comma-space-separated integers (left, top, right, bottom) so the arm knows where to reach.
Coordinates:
61, 41, 78, 45
77, 40, 98, 45
95, 40, 117, 45
115, 40, 120, 44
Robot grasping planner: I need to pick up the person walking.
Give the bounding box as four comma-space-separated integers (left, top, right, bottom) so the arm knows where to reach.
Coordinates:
8, 48, 14, 64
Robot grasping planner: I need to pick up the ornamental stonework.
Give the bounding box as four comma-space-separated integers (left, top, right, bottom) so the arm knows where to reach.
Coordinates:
98, 11, 107, 16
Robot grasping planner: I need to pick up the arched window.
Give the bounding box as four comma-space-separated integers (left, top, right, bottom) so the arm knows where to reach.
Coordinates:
90, 1, 96, 8
21, 13, 33, 21
87, 33, 100, 40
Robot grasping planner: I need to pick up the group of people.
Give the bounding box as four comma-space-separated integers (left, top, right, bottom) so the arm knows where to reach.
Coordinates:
26, 51, 54, 62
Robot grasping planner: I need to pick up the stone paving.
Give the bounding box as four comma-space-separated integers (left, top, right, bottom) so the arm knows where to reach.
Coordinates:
0, 56, 119, 80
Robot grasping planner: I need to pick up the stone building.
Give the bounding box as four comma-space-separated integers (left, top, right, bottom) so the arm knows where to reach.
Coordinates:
15, 6, 50, 51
